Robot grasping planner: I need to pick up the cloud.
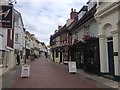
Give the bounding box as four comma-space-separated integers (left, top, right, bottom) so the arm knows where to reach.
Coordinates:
14, 0, 88, 45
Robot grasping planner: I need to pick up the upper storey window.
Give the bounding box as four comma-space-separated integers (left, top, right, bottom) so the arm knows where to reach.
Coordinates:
78, 6, 88, 20
87, 0, 96, 11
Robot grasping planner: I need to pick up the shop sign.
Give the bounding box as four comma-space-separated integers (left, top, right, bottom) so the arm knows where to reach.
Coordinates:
0, 5, 13, 28
69, 61, 77, 73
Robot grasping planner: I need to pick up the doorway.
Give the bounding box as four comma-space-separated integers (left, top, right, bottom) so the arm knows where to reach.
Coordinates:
107, 37, 114, 75
52, 50, 54, 62
60, 51, 62, 62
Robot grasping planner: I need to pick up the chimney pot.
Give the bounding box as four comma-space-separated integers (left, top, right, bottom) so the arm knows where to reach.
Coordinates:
74, 9, 76, 12
70, 8, 77, 19
71, 8, 73, 12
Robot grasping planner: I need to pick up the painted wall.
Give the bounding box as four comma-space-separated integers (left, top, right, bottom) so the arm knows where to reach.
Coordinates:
95, 2, 120, 77
77, 27, 84, 40
1, 28, 7, 50
72, 18, 98, 44
14, 13, 24, 51
89, 19, 98, 37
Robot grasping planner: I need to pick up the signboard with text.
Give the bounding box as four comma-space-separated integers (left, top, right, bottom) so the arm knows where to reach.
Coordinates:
0, 5, 13, 28
69, 61, 77, 73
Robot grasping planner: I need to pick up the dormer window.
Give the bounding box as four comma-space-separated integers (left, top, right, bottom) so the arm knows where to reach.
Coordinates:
78, 6, 88, 20
87, 0, 96, 11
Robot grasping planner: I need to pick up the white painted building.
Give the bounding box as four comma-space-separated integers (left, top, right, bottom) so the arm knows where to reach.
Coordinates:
25, 31, 31, 59
34, 39, 40, 57
40, 42, 47, 56
14, 10, 25, 64
0, 0, 15, 78
95, 1, 120, 79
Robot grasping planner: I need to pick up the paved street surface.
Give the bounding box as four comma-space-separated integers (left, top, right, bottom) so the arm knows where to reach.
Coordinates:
2, 56, 119, 89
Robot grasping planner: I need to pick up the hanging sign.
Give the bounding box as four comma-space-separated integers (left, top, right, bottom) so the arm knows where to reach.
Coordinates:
0, 5, 13, 28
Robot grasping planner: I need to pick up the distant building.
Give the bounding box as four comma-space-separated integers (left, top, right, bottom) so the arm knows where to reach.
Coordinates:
14, 10, 25, 64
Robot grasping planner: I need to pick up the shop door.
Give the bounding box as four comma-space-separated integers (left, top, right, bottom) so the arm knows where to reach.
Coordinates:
60, 52, 62, 62
52, 50, 54, 62
107, 41, 114, 75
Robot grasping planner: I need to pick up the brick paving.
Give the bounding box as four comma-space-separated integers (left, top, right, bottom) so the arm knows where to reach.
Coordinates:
6, 56, 100, 88
3, 56, 119, 89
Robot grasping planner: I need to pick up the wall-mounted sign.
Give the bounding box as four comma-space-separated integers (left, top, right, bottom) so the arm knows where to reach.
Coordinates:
0, 5, 13, 28
113, 52, 118, 56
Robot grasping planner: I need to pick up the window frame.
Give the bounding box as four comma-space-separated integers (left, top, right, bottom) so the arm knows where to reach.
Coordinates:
15, 33, 18, 42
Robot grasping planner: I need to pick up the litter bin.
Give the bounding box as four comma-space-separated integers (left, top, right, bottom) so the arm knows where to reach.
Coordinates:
21, 64, 30, 78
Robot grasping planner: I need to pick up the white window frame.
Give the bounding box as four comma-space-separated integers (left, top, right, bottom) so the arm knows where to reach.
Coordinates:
15, 33, 18, 42
10, 29, 12, 39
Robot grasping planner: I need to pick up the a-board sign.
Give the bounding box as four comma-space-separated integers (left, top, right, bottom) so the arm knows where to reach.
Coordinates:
68, 61, 77, 73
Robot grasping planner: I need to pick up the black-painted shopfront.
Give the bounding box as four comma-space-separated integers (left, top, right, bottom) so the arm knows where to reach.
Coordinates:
70, 38, 100, 74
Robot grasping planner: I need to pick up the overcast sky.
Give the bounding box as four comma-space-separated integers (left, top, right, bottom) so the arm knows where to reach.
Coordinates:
14, 0, 88, 45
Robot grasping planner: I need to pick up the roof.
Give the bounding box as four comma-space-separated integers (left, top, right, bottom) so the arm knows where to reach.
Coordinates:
50, 24, 68, 39
14, 9, 24, 27
69, 4, 97, 33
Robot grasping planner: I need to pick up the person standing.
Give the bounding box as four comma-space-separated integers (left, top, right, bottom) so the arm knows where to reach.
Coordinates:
45, 52, 47, 58
31, 54, 35, 61
17, 54, 20, 65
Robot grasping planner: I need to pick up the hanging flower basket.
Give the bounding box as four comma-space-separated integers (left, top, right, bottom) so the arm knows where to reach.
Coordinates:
73, 37, 78, 44
82, 32, 96, 43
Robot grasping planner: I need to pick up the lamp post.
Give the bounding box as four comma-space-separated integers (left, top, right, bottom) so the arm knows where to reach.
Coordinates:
68, 31, 71, 62
23, 28, 26, 64
24, 37, 26, 64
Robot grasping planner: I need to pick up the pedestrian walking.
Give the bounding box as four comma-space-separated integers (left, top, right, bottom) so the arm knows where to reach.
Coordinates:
17, 54, 20, 65
45, 52, 47, 58
31, 54, 35, 61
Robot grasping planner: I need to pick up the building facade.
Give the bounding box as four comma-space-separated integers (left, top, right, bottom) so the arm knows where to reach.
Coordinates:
69, 3, 100, 74
0, 0, 15, 75
50, 0, 120, 81
14, 10, 25, 64
95, 1, 120, 80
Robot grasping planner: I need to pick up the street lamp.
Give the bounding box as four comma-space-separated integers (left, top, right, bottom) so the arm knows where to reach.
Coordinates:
24, 37, 26, 64
68, 31, 71, 62
23, 28, 26, 64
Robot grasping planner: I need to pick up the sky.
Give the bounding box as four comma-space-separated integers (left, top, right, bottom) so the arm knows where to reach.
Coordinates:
14, 0, 88, 45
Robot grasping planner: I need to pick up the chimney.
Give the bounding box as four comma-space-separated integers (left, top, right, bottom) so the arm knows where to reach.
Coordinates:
71, 8, 73, 12
74, 9, 76, 12
70, 8, 78, 19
